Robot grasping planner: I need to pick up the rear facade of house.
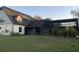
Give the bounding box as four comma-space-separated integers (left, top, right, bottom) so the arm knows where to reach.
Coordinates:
0, 6, 79, 35
0, 6, 32, 35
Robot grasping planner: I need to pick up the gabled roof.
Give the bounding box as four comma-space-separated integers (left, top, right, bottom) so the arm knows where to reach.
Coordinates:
0, 6, 32, 19
0, 6, 33, 26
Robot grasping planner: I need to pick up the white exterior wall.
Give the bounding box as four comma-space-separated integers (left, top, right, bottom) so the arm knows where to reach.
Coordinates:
0, 10, 13, 25
13, 25, 25, 34
0, 24, 13, 35
0, 24, 25, 35
0, 10, 13, 35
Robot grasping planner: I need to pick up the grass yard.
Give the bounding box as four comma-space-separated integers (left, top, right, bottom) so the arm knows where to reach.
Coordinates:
0, 35, 79, 52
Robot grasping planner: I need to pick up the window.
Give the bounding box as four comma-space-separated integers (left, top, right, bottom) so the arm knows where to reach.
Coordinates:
19, 27, 22, 32
16, 16, 23, 22
0, 18, 4, 22
5, 26, 9, 32
0, 27, 1, 29
60, 22, 76, 27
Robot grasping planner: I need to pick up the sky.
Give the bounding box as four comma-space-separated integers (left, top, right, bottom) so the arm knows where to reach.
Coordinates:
7, 6, 79, 20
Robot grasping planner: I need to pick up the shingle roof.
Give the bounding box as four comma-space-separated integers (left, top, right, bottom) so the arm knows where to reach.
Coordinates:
0, 6, 33, 26
0, 6, 77, 27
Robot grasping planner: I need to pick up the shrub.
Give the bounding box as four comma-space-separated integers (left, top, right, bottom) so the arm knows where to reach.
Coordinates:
52, 27, 59, 36
63, 27, 77, 37
52, 26, 66, 36
52, 26, 77, 37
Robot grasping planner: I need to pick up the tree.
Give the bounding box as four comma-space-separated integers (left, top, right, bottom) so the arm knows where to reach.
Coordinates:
71, 9, 79, 18
33, 15, 42, 20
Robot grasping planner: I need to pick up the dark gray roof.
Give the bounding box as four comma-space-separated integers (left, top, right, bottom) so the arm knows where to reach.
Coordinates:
0, 6, 32, 19
0, 6, 78, 27
8, 15, 32, 26
0, 6, 33, 26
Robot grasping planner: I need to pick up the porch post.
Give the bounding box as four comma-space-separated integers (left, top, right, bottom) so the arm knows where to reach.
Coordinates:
77, 18, 79, 31
33, 20, 35, 35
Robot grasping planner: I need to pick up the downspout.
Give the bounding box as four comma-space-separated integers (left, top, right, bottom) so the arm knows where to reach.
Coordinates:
12, 24, 14, 34
77, 18, 79, 31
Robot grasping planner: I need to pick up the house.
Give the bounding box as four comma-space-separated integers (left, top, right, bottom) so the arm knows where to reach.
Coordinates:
0, 6, 32, 35
0, 6, 52, 35
0, 6, 79, 35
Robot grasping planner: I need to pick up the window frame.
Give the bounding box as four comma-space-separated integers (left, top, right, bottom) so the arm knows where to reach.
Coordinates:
19, 27, 22, 32
0, 27, 1, 29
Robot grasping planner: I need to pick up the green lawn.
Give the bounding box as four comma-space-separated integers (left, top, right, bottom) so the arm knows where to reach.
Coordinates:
0, 35, 79, 52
